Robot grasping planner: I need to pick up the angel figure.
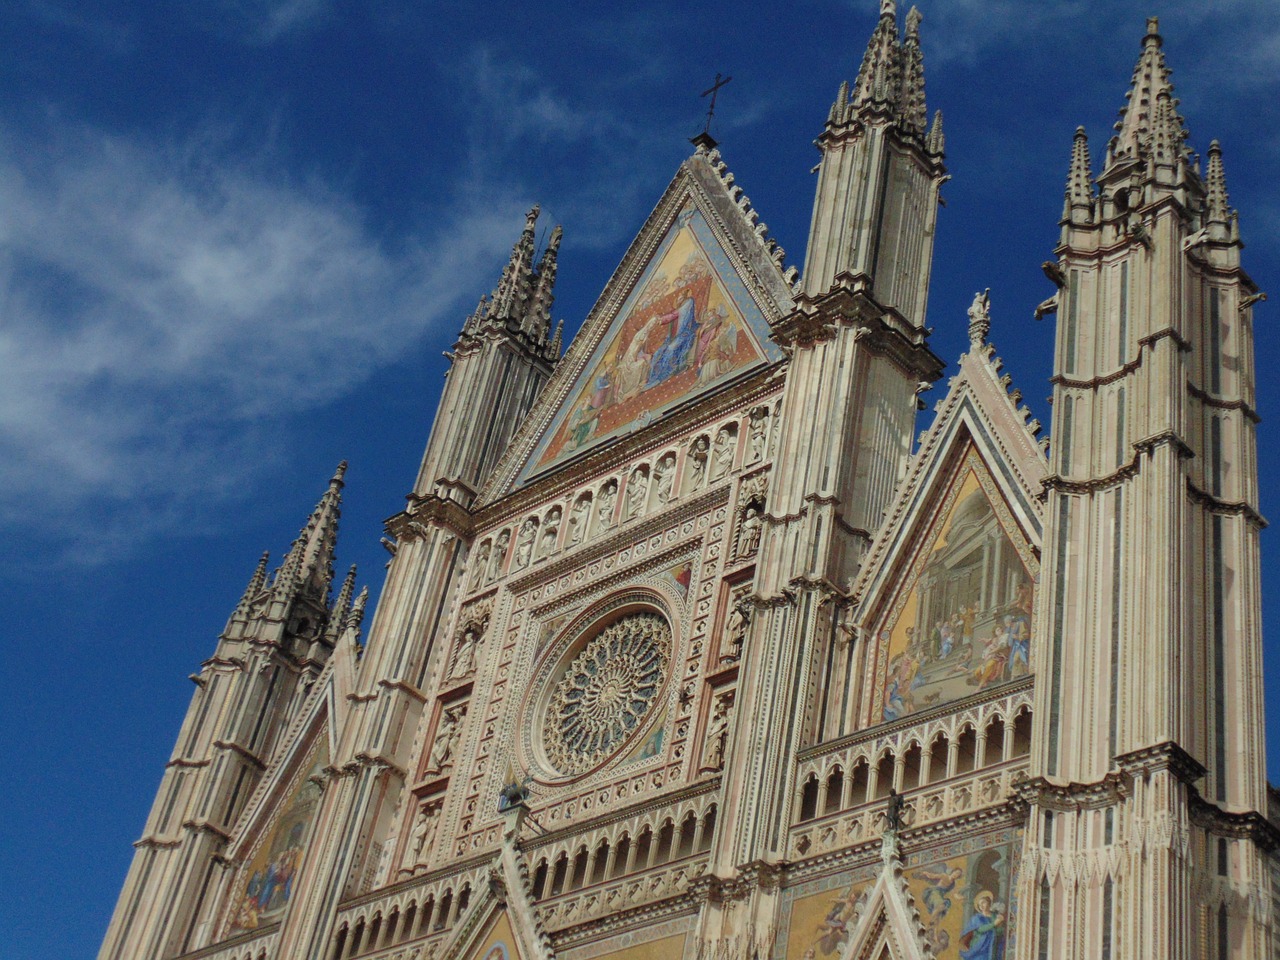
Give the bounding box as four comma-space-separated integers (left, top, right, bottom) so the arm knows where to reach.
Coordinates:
427, 707, 464, 774
514, 518, 537, 568
487, 531, 510, 583
596, 481, 618, 529
653, 453, 676, 505
568, 496, 591, 545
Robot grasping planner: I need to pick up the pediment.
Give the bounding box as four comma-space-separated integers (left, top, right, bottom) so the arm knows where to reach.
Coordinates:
851, 339, 1048, 725
436, 828, 553, 960
480, 147, 795, 501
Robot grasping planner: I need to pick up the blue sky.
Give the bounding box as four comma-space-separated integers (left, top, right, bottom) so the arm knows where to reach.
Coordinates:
2, 1, 1277, 957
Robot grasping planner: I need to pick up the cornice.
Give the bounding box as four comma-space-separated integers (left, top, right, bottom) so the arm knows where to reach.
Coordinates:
1185, 479, 1268, 528
1188, 793, 1280, 853
1116, 740, 1207, 784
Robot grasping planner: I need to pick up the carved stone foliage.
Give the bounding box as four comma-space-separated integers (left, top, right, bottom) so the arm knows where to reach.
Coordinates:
543, 612, 672, 776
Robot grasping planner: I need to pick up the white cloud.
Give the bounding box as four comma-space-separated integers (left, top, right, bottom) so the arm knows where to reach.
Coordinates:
0, 120, 529, 562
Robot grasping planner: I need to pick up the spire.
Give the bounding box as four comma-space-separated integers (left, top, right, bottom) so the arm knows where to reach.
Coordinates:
490, 205, 540, 320
926, 109, 944, 155
273, 462, 346, 604
1064, 126, 1095, 223
224, 550, 270, 635
851, 0, 901, 116
897, 7, 927, 135
1206, 139, 1230, 224
325, 564, 358, 642
342, 586, 370, 646
550, 318, 564, 356
1108, 18, 1187, 169
525, 224, 562, 340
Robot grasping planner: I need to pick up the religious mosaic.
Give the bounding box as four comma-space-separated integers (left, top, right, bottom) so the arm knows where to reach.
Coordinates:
542, 611, 672, 776
880, 458, 1034, 722
521, 205, 780, 480
228, 737, 328, 934
783, 833, 1020, 959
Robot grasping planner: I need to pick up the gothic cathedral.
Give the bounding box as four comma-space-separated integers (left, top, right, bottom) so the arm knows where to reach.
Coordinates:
100, 8, 1278, 960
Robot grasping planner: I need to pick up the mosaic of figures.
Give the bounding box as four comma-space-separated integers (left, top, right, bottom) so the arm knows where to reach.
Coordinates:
228, 738, 329, 935
466, 401, 776, 597
784, 832, 1021, 960
879, 460, 1035, 723
526, 205, 781, 477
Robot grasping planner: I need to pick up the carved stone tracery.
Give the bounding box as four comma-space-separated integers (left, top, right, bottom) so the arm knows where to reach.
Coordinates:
542, 612, 672, 777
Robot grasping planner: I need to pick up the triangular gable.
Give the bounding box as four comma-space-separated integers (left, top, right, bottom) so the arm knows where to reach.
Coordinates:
851, 338, 1048, 725
220, 715, 331, 936
841, 836, 933, 960
437, 826, 554, 960
482, 146, 795, 499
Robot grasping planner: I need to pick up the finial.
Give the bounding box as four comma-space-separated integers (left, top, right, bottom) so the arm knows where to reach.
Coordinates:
880, 0, 896, 19
967, 288, 991, 346
331, 461, 348, 486
1144, 16, 1161, 43
1205, 139, 1230, 224
905, 5, 922, 37
524, 205, 540, 231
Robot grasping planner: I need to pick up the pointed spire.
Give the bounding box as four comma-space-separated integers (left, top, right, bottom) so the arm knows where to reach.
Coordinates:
926, 109, 944, 155
525, 224, 562, 341
224, 550, 270, 635
274, 462, 346, 605
851, 0, 901, 115
1206, 140, 1230, 224
550, 318, 565, 357
1109, 18, 1187, 168
490, 204, 540, 321
897, 7, 927, 135
342, 586, 370, 645
1064, 126, 1095, 222
326, 564, 358, 640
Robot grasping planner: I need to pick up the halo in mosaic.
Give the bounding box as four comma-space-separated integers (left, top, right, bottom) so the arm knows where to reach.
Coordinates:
543, 611, 671, 776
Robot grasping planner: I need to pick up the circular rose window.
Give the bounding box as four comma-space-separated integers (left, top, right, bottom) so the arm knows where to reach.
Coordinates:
541, 611, 671, 776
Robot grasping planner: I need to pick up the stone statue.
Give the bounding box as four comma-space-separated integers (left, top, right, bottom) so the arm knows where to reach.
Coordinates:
428, 707, 464, 774
738, 506, 763, 558
468, 541, 490, 591
724, 597, 750, 662
710, 428, 735, 481
704, 694, 733, 770
687, 436, 709, 490
597, 480, 617, 528
487, 530, 510, 582
514, 518, 537, 568
538, 508, 561, 558
748, 407, 768, 463
967, 288, 991, 345
654, 453, 676, 505
449, 624, 481, 679
402, 805, 438, 869
568, 495, 590, 545
626, 469, 649, 519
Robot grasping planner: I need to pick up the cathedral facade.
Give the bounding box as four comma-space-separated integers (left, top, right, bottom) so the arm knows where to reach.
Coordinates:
100, 7, 1279, 960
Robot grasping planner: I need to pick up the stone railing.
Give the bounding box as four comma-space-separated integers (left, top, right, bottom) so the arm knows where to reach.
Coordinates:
176, 925, 278, 960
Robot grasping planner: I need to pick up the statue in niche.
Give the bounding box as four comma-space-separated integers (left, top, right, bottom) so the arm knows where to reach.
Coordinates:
568, 496, 591, 546
538, 507, 561, 558
710, 428, 735, 482
469, 541, 490, 591
687, 436, 709, 490
723, 594, 751, 663
427, 705, 465, 774
748, 407, 768, 463
703, 692, 734, 771
448, 623, 482, 679
514, 518, 537, 569
402, 804, 439, 870
654, 453, 676, 505
596, 480, 618, 529
738, 505, 763, 559
487, 530, 510, 583
626, 469, 649, 519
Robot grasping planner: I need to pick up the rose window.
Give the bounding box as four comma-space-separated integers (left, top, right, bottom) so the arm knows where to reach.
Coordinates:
542, 611, 671, 776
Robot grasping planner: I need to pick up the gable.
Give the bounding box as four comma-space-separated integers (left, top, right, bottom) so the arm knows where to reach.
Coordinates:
872, 443, 1037, 724
224, 732, 329, 935
519, 202, 782, 481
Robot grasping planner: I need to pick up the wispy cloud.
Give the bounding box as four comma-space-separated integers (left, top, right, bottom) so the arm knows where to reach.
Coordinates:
0, 119, 530, 562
